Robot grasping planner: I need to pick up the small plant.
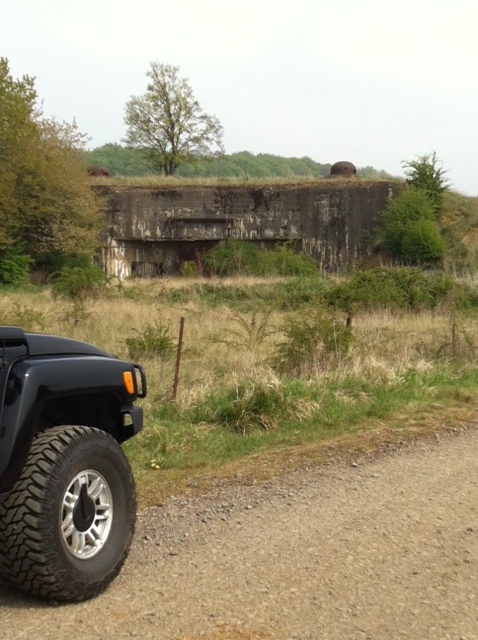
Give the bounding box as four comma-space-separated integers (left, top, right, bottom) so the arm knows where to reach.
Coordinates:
180, 260, 199, 277
63, 300, 92, 326
272, 309, 352, 376
212, 309, 277, 351
125, 320, 175, 360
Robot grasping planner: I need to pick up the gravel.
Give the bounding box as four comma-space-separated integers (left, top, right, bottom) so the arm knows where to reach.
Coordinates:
2, 427, 478, 639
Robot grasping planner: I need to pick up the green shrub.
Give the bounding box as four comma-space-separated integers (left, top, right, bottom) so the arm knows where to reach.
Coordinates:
401, 218, 446, 265
381, 187, 444, 265
203, 240, 261, 276
50, 264, 107, 300
126, 321, 175, 360
325, 267, 460, 313
203, 240, 318, 277
269, 245, 318, 276
272, 309, 352, 376
0, 251, 33, 286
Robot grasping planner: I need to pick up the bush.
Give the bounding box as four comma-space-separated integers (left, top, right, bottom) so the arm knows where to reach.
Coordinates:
0, 251, 33, 286
203, 240, 261, 276
126, 321, 175, 360
269, 245, 318, 276
381, 187, 444, 265
272, 309, 352, 376
49, 264, 107, 300
401, 218, 446, 265
324, 267, 467, 313
203, 240, 318, 277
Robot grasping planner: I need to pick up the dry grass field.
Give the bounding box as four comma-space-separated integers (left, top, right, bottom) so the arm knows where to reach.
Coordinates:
3, 274, 478, 504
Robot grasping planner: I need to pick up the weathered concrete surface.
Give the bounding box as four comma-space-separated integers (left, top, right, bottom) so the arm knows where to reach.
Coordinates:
94, 181, 399, 278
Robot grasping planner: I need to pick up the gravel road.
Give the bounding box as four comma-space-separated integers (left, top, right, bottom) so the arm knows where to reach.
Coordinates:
2, 427, 478, 640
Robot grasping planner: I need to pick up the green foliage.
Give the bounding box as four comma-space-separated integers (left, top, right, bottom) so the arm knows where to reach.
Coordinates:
0, 58, 102, 269
193, 376, 294, 434
381, 187, 445, 265
124, 62, 224, 176
49, 264, 107, 300
325, 267, 471, 313
401, 218, 446, 265
178, 151, 332, 180
0, 250, 33, 285
88, 145, 392, 180
125, 321, 175, 360
89, 143, 152, 177
272, 310, 352, 376
203, 240, 318, 277
277, 276, 327, 310
403, 151, 449, 216
271, 245, 318, 276
203, 240, 260, 276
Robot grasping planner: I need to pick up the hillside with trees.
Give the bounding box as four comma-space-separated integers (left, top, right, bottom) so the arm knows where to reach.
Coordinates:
88, 144, 390, 180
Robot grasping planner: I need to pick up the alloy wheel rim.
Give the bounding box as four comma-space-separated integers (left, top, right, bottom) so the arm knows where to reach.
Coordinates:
61, 469, 113, 559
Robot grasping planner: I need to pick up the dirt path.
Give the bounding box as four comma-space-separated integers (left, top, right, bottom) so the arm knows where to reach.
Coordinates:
2, 427, 478, 640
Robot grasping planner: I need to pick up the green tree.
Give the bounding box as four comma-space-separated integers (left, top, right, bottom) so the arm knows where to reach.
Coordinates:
402, 151, 449, 216
0, 58, 37, 250
124, 62, 224, 176
0, 58, 102, 272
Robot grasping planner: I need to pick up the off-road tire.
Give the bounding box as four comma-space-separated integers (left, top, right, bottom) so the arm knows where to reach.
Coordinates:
0, 425, 136, 601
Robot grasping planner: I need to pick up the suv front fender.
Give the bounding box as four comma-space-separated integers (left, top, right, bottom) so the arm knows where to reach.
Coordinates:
0, 355, 144, 494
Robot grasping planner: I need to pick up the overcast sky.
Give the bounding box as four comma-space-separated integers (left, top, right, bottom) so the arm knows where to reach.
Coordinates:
2, 0, 476, 194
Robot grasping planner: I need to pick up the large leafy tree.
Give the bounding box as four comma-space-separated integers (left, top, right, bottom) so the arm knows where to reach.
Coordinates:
0, 58, 102, 276
124, 62, 224, 176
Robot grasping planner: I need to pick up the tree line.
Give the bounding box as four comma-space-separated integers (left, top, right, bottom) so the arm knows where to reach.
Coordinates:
88, 145, 390, 180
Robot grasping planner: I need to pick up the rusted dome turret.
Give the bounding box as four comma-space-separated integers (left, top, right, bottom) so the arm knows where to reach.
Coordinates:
88, 164, 110, 177
330, 161, 357, 178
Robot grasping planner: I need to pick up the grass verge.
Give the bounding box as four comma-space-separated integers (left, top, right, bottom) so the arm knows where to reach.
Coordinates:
127, 366, 478, 506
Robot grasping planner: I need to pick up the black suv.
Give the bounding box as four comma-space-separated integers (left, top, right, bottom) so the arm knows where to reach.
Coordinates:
0, 327, 147, 601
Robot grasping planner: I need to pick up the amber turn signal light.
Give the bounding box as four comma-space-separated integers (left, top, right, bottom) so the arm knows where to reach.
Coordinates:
123, 371, 135, 395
